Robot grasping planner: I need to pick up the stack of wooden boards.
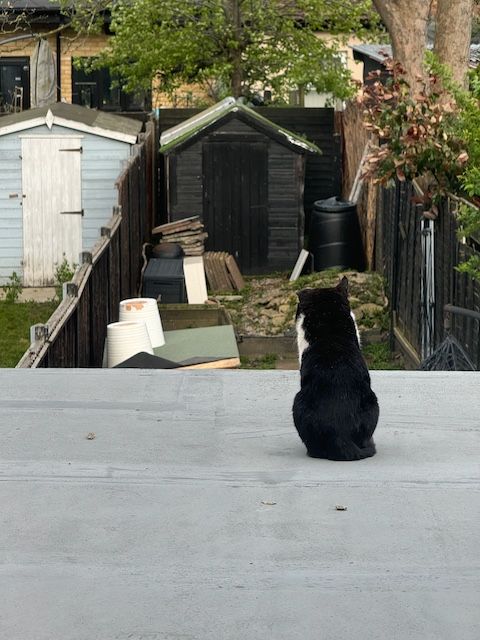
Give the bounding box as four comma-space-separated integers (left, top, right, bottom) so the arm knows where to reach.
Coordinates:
204, 252, 244, 292
152, 216, 207, 256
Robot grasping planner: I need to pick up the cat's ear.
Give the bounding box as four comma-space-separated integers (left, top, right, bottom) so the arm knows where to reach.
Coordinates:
297, 288, 311, 303
336, 276, 349, 297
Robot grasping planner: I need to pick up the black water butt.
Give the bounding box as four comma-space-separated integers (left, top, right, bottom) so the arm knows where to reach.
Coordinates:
308, 197, 365, 272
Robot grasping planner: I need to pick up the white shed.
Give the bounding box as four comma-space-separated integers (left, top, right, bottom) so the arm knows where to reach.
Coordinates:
0, 102, 142, 286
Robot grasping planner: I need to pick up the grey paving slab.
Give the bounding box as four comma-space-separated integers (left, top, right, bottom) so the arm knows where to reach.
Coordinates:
0, 369, 479, 640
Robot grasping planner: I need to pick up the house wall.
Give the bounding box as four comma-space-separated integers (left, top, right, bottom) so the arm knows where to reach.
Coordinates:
0, 29, 110, 104
167, 115, 303, 271
0, 123, 131, 283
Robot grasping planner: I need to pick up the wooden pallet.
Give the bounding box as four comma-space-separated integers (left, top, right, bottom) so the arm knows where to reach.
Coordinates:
204, 252, 244, 292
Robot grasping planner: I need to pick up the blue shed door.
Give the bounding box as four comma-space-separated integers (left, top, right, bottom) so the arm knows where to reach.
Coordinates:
21, 136, 82, 286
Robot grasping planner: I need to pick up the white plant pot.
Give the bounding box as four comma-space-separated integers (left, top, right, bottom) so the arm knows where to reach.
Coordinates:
119, 297, 165, 348
107, 320, 153, 368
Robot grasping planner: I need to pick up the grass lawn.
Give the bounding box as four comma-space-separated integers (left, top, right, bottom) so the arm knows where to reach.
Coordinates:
0, 301, 57, 367
362, 342, 404, 370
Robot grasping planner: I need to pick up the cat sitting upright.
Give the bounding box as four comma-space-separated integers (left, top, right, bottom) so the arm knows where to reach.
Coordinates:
292, 277, 379, 461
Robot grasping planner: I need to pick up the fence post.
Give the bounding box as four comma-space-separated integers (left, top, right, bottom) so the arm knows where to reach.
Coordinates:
30, 323, 48, 343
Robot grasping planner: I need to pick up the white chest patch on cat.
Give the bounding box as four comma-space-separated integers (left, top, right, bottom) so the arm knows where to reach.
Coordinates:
296, 313, 308, 365
350, 311, 361, 346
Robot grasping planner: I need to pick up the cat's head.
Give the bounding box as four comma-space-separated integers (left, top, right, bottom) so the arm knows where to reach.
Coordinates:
296, 276, 354, 339
297, 276, 350, 315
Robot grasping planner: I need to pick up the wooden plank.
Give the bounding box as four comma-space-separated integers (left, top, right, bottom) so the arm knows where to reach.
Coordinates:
163, 232, 208, 246
220, 252, 234, 291
160, 228, 205, 240
348, 142, 369, 203
180, 357, 240, 370
225, 255, 245, 290
184, 246, 205, 256
210, 253, 224, 291
365, 183, 377, 270
183, 256, 209, 304
289, 249, 309, 282
203, 253, 216, 290
152, 216, 201, 235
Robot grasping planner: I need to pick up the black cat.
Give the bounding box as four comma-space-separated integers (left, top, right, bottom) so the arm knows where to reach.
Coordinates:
292, 277, 379, 461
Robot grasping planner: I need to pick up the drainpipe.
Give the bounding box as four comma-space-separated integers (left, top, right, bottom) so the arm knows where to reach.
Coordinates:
56, 31, 61, 102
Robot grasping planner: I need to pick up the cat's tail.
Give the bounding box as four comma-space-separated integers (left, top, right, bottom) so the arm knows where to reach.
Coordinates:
309, 438, 376, 461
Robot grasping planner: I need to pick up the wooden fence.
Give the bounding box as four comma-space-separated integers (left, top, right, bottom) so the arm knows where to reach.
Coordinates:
17, 119, 159, 368
376, 180, 480, 368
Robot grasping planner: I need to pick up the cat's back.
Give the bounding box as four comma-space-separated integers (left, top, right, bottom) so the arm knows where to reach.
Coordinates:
300, 339, 371, 394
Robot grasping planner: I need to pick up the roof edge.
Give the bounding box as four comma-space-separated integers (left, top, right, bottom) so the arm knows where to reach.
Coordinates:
160, 98, 321, 155
0, 108, 138, 143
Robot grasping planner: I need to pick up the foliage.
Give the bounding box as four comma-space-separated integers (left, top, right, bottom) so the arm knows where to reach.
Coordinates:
54, 258, 77, 302
455, 253, 480, 281
240, 353, 278, 369
0, 300, 57, 367
360, 58, 468, 208
362, 343, 403, 370
2, 272, 23, 304
71, 0, 382, 102
361, 54, 480, 279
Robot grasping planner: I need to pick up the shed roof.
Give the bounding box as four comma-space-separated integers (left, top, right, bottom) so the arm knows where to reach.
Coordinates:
0, 102, 142, 143
0, 1, 60, 10
352, 43, 480, 69
160, 97, 321, 155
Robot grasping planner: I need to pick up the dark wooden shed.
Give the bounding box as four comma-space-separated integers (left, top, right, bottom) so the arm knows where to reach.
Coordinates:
160, 98, 320, 274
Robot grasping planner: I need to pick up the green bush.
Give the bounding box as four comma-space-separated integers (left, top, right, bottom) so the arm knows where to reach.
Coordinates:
2, 272, 23, 304
54, 258, 77, 301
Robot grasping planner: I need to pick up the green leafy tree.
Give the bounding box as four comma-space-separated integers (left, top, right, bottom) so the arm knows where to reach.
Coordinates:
64, 0, 380, 103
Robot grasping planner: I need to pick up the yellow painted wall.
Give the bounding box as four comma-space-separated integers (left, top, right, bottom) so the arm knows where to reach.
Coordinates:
0, 29, 110, 103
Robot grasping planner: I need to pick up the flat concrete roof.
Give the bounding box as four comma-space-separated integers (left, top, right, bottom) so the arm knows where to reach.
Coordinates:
0, 370, 479, 639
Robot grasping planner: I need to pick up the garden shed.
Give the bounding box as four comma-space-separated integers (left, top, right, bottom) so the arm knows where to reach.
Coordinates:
0, 102, 142, 286
161, 98, 321, 274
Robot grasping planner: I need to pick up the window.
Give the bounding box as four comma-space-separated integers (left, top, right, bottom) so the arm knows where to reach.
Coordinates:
0, 57, 30, 112
71, 59, 150, 112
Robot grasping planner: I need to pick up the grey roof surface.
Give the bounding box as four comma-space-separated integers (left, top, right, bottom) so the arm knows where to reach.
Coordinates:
352, 43, 480, 68
0, 369, 479, 640
0, 1, 60, 10
0, 101, 142, 138
160, 96, 321, 154
351, 43, 393, 63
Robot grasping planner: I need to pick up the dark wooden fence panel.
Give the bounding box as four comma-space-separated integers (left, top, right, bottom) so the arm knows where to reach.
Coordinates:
377, 182, 480, 367
17, 119, 159, 369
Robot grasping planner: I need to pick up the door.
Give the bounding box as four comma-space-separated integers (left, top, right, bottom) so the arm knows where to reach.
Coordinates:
0, 57, 30, 111
203, 137, 268, 273
21, 136, 83, 286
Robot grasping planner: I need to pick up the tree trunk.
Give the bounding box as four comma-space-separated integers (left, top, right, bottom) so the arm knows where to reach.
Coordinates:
434, 0, 473, 89
224, 0, 243, 98
372, 0, 431, 91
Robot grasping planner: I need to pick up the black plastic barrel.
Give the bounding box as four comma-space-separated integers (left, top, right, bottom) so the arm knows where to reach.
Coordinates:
308, 197, 365, 272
